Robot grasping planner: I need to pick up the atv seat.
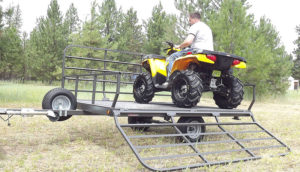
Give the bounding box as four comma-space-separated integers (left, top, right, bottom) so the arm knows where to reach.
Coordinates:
143, 54, 166, 60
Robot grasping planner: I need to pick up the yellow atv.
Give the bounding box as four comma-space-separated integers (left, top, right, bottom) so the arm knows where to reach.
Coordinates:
133, 41, 246, 108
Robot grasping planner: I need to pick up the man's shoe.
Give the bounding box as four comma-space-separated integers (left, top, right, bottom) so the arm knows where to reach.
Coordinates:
161, 82, 169, 88
154, 81, 169, 89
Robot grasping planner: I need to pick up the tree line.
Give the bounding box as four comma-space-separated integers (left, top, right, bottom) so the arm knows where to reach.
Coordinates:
0, 0, 296, 95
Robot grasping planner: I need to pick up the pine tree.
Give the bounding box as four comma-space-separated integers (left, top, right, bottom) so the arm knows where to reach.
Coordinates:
113, 8, 144, 72
292, 25, 300, 80
98, 0, 121, 46
28, 0, 68, 83
0, 4, 23, 80
0, 1, 4, 30
144, 2, 179, 54
75, 1, 103, 47
4, 5, 22, 31
64, 3, 80, 35
116, 8, 143, 53
255, 17, 292, 93
0, 2, 4, 68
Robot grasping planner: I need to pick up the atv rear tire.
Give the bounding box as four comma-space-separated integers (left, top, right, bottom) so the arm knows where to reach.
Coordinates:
171, 70, 203, 108
42, 88, 76, 122
133, 73, 155, 103
213, 76, 244, 109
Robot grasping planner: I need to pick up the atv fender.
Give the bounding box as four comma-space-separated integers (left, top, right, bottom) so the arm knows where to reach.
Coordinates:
142, 59, 168, 85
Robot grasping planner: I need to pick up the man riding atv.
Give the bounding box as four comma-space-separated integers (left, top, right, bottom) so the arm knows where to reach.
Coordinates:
163, 12, 214, 87
133, 12, 246, 108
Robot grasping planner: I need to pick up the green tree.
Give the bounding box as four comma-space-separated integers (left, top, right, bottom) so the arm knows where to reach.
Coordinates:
28, 0, 67, 83
0, 27, 22, 79
63, 3, 80, 46
0, 2, 4, 68
0, 1, 4, 30
75, 1, 104, 47
64, 3, 80, 34
113, 8, 144, 72
292, 25, 300, 80
116, 8, 143, 53
144, 2, 179, 54
98, 0, 121, 46
254, 17, 292, 93
0, 4, 23, 80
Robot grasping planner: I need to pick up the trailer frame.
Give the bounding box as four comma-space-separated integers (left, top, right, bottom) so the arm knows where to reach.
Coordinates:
0, 45, 291, 171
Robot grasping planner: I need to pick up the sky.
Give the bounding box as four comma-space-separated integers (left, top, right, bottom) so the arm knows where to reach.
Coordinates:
1, 0, 300, 56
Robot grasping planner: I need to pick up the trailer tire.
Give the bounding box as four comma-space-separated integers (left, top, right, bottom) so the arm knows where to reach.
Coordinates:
133, 73, 155, 104
177, 117, 206, 142
128, 116, 153, 131
42, 88, 77, 122
213, 76, 243, 109
171, 70, 203, 107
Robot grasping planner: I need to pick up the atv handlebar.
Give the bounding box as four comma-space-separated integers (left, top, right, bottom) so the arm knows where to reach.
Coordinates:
164, 41, 174, 51
165, 41, 174, 47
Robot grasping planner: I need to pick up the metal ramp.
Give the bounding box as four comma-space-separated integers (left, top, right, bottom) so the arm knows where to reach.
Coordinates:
114, 110, 290, 171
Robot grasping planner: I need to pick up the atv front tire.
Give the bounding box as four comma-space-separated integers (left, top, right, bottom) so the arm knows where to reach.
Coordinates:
133, 73, 155, 103
171, 70, 203, 107
213, 76, 244, 109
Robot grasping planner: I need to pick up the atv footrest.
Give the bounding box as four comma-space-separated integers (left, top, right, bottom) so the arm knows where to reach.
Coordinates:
113, 111, 290, 171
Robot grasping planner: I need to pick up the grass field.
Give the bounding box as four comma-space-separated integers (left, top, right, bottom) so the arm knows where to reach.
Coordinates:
0, 81, 300, 171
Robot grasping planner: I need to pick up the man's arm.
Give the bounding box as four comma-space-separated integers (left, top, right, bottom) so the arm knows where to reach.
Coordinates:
177, 34, 195, 49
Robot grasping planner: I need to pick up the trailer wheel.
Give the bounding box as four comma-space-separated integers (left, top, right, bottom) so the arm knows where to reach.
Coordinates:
177, 117, 206, 142
42, 88, 77, 122
213, 76, 244, 109
171, 70, 203, 107
133, 73, 155, 104
128, 116, 153, 131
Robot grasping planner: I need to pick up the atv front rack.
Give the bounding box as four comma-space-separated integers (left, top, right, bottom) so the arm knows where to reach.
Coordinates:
114, 110, 290, 171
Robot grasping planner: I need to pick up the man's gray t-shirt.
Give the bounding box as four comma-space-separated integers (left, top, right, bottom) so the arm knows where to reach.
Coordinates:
188, 21, 214, 51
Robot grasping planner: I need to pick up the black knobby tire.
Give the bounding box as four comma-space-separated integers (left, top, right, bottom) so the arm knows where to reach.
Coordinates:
177, 117, 206, 142
213, 76, 244, 109
171, 70, 203, 107
42, 88, 77, 122
133, 73, 155, 104
128, 116, 153, 131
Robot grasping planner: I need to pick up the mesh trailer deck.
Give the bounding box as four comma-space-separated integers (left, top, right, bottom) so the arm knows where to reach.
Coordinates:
0, 45, 291, 171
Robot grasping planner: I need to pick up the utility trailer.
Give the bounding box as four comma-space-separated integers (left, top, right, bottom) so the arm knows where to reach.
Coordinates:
0, 45, 290, 171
